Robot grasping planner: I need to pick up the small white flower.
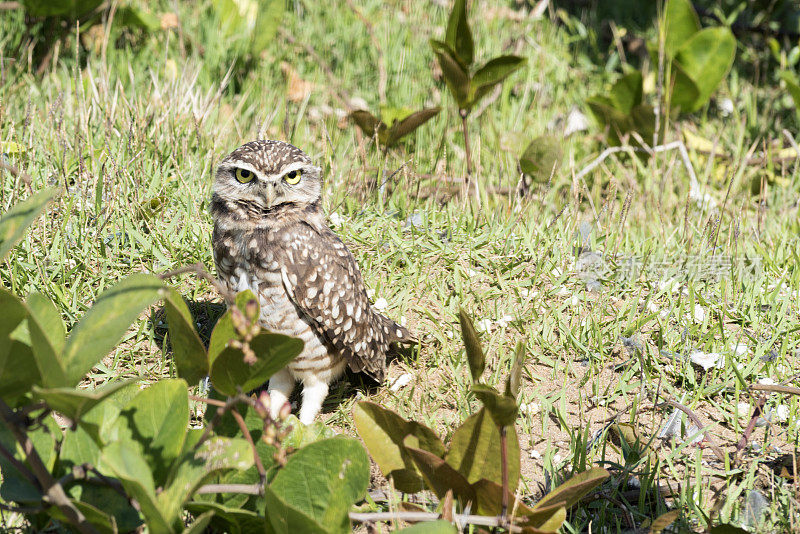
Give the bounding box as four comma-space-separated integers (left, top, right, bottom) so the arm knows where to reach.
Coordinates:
373, 298, 388, 311
732, 343, 749, 357
552, 453, 563, 465
519, 402, 541, 416
496, 314, 514, 328
555, 286, 569, 297
564, 108, 590, 137
529, 449, 542, 460
690, 350, 722, 371
776, 405, 790, 422
693, 304, 706, 323
520, 288, 530, 298
328, 212, 343, 227
475, 318, 492, 333
569, 295, 580, 306
659, 277, 681, 294
758, 377, 776, 386
551, 267, 563, 277
464, 267, 480, 277
366, 288, 375, 299
719, 98, 734, 117
389, 373, 412, 392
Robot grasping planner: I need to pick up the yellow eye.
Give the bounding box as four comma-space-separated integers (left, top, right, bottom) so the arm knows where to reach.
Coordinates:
235, 168, 254, 183
284, 169, 302, 185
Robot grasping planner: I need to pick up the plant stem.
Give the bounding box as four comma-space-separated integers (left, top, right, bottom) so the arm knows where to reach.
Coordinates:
500, 425, 509, 521
460, 109, 472, 177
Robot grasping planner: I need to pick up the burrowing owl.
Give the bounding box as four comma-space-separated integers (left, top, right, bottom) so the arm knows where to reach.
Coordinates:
210, 140, 411, 424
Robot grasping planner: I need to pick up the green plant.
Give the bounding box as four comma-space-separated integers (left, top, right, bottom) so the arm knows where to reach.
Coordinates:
430, 0, 526, 179
354, 310, 609, 532
350, 106, 440, 150
586, 71, 656, 147
0, 193, 369, 533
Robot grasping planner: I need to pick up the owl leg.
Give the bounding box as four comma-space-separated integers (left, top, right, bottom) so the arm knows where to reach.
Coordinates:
298, 376, 329, 425
267, 367, 295, 420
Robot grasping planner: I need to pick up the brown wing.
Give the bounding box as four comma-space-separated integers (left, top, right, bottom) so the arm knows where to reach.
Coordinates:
278, 223, 411, 381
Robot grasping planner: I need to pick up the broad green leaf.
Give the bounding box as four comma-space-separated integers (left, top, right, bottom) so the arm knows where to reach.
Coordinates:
0, 141, 24, 154
395, 520, 458, 533
349, 110, 386, 140
66, 483, 141, 532
0, 288, 40, 403
444, 0, 473, 68
101, 440, 173, 533
62, 274, 165, 386
164, 289, 209, 385
663, 0, 700, 58
430, 40, 470, 109
445, 408, 520, 489
471, 384, 518, 427
114, 379, 189, 486
608, 71, 643, 115
379, 105, 414, 126
281, 414, 336, 450
210, 330, 303, 396
114, 5, 160, 31
387, 107, 441, 147
250, 0, 284, 56
458, 309, 485, 382
60, 425, 101, 470
185, 502, 269, 534
532, 467, 609, 511
160, 433, 254, 525
470, 55, 526, 106
32, 379, 136, 423
266, 436, 369, 534
353, 401, 445, 493
668, 60, 701, 113
26, 292, 67, 387
404, 442, 475, 504
519, 136, 562, 184
0, 340, 40, 405
0, 415, 59, 504
20, 0, 102, 17
673, 27, 736, 112
208, 290, 257, 365
75, 381, 140, 445
780, 71, 800, 112
0, 187, 58, 260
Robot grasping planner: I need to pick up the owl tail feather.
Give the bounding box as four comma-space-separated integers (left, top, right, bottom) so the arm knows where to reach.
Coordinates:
380, 315, 416, 345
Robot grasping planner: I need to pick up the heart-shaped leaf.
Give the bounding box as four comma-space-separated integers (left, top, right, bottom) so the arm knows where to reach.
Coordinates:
608, 71, 643, 115
349, 110, 386, 140
62, 274, 165, 386
353, 401, 445, 493
445, 408, 520, 489
472, 479, 565, 532
430, 40, 470, 109
532, 467, 609, 511
470, 55, 526, 106
185, 501, 268, 534
33, 379, 137, 423
405, 441, 476, 504
265, 436, 369, 534
0, 187, 58, 261
164, 289, 209, 385
673, 27, 736, 112
210, 330, 303, 396
25, 292, 67, 387
387, 107, 441, 146
663, 0, 700, 58
519, 136, 562, 184
458, 309, 485, 382
444, 0, 473, 68
101, 440, 173, 533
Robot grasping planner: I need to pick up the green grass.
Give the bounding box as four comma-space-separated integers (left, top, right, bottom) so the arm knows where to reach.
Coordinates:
2, 0, 800, 532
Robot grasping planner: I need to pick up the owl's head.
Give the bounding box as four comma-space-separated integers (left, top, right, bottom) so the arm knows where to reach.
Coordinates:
213, 140, 322, 217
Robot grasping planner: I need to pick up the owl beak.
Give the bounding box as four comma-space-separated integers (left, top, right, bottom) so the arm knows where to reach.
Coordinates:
263, 183, 276, 207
